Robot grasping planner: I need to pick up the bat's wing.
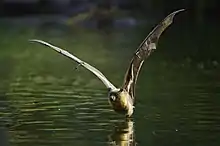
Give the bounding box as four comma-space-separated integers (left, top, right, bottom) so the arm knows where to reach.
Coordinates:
122, 9, 184, 102
29, 39, 117, 91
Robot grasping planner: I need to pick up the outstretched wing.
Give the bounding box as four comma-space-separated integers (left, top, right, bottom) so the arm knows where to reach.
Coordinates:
29, 39, 117, 91
122, 9, 184, 101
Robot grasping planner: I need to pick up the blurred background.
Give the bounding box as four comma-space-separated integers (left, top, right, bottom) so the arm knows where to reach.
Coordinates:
0, 0, 219, 72
0, 0, 220, 146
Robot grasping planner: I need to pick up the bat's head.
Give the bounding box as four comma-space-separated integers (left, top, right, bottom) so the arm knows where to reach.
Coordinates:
108, 88, 123, 103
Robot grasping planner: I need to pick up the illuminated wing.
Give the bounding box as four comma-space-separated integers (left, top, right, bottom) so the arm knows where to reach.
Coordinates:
122, 9, 184, 101
29, 39, 117, 91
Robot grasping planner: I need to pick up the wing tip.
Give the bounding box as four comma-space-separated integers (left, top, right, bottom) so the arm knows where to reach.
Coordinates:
176, 9, 185, 13
28, 39, 42, 43
171, 9, 185, 16
28, 39, 36, 42
164, 9, 185, 25
28, 39, 51, 48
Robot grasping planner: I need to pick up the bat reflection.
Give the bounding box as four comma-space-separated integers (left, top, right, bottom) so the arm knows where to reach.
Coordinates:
108, 119, 136, 146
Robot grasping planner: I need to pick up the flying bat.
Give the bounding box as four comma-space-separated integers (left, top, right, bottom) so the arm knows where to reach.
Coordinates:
29, 9, 184, 117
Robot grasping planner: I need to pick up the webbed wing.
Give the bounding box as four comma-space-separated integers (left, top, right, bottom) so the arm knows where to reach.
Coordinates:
29, 39, 117, 91
122, 9, 184, 101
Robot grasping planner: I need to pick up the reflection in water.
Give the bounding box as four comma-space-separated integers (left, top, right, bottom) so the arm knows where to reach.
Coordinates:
108, 119, 136, 146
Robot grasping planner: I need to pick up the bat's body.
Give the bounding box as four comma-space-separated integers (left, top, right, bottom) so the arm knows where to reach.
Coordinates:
30, 9, 184, 117
108, 89, 134, 116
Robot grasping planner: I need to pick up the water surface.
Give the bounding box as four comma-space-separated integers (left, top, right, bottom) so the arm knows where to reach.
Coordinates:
0, 19, 220, 146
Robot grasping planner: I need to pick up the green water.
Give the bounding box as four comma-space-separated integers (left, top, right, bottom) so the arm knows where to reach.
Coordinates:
0, 19, 220, 146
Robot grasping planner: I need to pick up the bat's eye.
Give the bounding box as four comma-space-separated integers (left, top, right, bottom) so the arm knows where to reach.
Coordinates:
110, 96, 116, 101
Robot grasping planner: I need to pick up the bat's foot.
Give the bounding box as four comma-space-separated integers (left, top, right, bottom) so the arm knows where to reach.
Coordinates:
125, 114, 133, 120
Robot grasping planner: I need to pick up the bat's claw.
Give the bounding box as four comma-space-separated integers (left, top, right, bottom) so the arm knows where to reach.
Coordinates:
75, 64, 81, 70
75, 62, 85, 70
